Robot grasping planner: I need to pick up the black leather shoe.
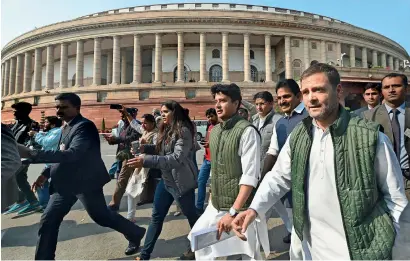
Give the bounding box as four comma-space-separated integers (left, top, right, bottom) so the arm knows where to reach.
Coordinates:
179, 249, 195, 260
125, 242, 139, 255
283, 233, 291, 244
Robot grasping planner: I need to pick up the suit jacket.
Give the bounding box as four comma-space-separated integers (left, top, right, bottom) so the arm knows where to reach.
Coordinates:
352, 106, 369, 118
32, 114, 110, 195
1, 124, 21, 211
363, 103, 410, 167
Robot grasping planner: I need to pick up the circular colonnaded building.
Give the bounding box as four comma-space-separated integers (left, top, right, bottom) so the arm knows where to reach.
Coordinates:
1, 3, 410, 128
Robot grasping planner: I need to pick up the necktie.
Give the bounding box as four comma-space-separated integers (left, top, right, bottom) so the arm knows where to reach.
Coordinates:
391, 109, 401, 159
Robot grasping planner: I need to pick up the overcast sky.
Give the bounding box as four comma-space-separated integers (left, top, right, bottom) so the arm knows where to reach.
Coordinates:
1, 0, 409, 55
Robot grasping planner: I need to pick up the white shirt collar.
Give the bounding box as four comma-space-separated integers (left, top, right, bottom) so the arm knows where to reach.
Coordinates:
285, 102, 305, 117
384, 102, 405, 114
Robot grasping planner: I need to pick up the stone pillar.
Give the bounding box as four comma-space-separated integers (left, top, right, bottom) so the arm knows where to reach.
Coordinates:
46, 45, 54, 89
154, 33, 162, 83
199, 33, 207, 82
243, 33, 251, 82
1, 63, 5, 97
284, 35, 291, 79
15, 54, 24, 94
93, 38, 102, 85
23, 51, 33, 92
177, 32, 185, 83
121, 51, 127, 84
133, 34, 142, 84
222, 32, 229, 82
112, 36, 121, 84
381, 53, 387, 68
394, 58, 399, 71
321, 40, 326, 63
33, 48, 42, 91
372, 50, 378, 67
349, 45, 355, 68
265, 34, 272, 82
303, 38, 309, 70
361, 47, 368, 68
9, 57, 16, 95
106, 51, 113, 84
4, 60, 10, 96
336, 42, 342, 66
60, 43, 69, 88
388, 55, 394, 70
75, 40, 84, 87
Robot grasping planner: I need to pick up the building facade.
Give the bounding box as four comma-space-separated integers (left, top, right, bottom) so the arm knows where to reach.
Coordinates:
1, 3, 410, 128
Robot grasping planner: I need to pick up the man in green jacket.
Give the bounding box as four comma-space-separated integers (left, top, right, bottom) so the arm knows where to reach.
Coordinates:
232, 63, 408, 260
189, 83, 267, 260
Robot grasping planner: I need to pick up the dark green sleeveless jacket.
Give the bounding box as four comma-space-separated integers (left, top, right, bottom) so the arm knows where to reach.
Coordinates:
289, 107, 395, 260
210, 114, 256, 211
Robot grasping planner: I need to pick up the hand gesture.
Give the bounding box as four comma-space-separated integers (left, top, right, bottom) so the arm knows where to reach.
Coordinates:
231, 209, 257, 241
217, 213, 235, 240
140, 138, 147, 145
28, 130, 37, 137
126, 156, 144, 168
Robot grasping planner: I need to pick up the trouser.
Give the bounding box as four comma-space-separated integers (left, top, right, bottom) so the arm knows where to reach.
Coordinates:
196, 159, 211, 210
140, 179, 199, 259
110, 160, 135, 207
16, 165, 38, 204
127, 176, 160, 220
266, 200, 293, 234
35, 187, 145, 260
36, 180, 50, 208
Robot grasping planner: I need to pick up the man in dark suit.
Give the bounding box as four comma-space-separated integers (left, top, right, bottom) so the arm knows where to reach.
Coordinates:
363, 73, 410, 200
18, 93, 146, 259
352, 82, 381, 117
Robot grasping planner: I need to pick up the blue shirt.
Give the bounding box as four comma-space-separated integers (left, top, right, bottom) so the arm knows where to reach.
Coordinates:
385, 103, 408, 169
34, 127, 62, 167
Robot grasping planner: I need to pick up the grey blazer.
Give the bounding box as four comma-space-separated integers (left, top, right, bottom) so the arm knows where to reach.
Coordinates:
143, 126, 198, 197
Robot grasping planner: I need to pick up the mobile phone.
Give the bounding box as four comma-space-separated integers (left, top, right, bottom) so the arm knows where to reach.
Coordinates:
110, 104, 123, 110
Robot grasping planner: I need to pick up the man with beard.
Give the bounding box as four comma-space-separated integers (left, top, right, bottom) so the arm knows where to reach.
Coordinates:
231, 63, 408, 259
363, 73, 410, 200
18, 93, 146, 259
29, 116, 62, 208
353, 82, 382, 117
262, 79, 308, 244
3, 102, 42, 215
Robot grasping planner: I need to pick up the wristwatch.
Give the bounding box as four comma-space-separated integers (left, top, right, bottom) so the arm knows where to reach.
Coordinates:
229, 207, 239, 217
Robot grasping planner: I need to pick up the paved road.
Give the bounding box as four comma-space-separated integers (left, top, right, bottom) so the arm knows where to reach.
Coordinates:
1, 140, 289, 260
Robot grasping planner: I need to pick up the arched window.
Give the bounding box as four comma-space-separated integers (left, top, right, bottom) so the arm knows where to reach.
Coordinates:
251, 65, 258, 82
212, 49, 220, 59
278, 61, 284, 69
310, 60, 319, 66
173, 66, 188, 82
293, 59, 302, 79
250, 50, 255, 60
209, 65, 222, 82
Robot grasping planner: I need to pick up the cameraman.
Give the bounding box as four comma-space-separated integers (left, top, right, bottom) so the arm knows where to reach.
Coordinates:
104, 107, 141, 211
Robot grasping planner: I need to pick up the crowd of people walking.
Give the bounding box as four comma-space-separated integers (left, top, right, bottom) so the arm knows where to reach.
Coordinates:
1, 63, 410, 260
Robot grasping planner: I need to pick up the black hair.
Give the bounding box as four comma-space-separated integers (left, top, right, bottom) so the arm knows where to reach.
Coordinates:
381, 73, 408, 87
301, 63, 340, 89
364, 82, 381, 93
142, 114, 156, 124
238, 108, 249, 115
211, 83, 242, 110
205, 108, 217, 116
11, 102, 32, 115
253, 91, 274, 103
45, 116, 62, 128
276, 79, 301, 96
55, 93, 81, 109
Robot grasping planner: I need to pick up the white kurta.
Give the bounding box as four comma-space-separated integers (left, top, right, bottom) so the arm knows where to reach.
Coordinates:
250, 121, 408, 260
188, 126, 269, 260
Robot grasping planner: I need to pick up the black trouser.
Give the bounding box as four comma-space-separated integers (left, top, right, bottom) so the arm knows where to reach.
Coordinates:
16, 165, 38, 204
35, 187, 145, 260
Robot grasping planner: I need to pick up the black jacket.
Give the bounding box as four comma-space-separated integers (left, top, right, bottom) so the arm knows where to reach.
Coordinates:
31, 115, 110, 195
